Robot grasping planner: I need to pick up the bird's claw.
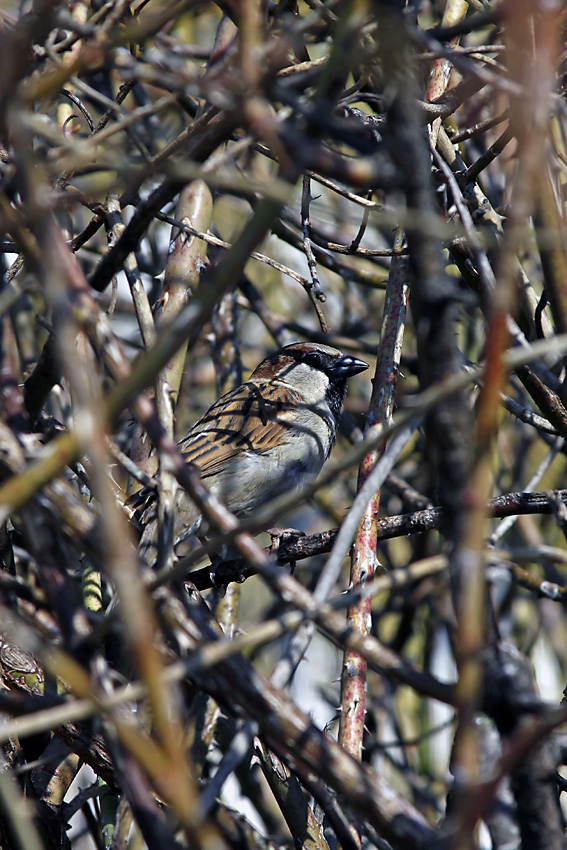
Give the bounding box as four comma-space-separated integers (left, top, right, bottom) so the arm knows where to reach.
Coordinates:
267, 526, 305, 554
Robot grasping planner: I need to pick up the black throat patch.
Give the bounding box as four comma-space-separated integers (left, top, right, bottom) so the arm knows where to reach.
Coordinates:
325, 377, 347, 428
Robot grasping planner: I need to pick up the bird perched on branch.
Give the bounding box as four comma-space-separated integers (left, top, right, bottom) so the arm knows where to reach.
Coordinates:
133, 341, 368, 564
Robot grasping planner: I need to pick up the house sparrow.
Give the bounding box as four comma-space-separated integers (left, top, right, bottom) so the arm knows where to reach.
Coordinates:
135, 342, 368, 562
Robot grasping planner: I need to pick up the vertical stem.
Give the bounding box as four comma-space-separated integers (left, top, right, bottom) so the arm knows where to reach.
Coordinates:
448, 2, 562, 845
190, 290, 243, 775
338, 234, 409, 767
0, 754, 46, 850
426, 0, 470, 149
135, 181, 213, 563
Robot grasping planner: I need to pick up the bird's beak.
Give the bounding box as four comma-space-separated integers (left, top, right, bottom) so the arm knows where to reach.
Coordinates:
332, 355, 369, 377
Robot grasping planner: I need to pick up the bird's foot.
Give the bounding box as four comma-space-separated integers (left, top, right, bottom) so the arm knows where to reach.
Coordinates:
267, 526, 305, 550
267, 526, 305, 573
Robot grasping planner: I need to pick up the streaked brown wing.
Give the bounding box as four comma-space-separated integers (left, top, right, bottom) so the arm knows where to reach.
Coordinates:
178, 380, 302, 477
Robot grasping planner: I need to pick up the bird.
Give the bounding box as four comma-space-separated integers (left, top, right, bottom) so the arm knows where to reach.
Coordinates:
134, 341, 368, 563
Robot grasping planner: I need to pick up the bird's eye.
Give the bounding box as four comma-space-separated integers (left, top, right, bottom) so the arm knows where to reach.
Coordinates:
305, 352, 322, 368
